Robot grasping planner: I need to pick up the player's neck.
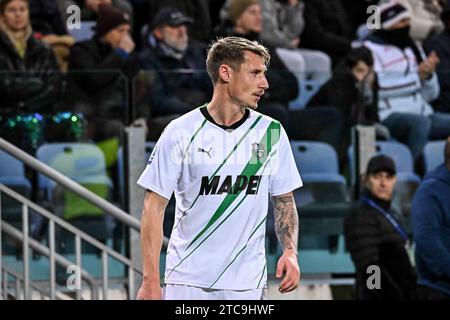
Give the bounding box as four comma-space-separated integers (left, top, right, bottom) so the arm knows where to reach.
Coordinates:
207, 95, 247, 127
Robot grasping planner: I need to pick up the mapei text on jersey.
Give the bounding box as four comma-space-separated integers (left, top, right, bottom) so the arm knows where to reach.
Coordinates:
199, 175, 262, 195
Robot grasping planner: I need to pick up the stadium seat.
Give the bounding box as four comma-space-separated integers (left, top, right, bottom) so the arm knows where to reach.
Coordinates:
35, 143, 114, 246
290, 141, 348, 206
0, 149, 31, 224
288, 80, 324, 110
282, 141, 353, 276
424, 140, 446, 173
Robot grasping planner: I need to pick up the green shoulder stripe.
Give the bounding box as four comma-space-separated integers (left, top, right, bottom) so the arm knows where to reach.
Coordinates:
186, 120, 281, 250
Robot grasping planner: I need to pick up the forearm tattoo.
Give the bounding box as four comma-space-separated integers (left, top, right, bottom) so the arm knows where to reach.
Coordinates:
273, 195, 299, 251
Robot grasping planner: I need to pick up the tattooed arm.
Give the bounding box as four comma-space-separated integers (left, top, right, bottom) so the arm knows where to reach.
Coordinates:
272, 192, 300, 293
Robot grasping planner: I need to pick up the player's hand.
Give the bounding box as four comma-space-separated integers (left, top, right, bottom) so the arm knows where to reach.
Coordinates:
136, 279, 162, 300
276, 249, 300, 294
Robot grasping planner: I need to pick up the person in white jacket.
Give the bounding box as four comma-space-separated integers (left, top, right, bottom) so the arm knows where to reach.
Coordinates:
363, 1, 450, 161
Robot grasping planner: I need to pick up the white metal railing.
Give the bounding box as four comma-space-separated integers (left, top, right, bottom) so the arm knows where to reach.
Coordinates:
0, 137, 170, 299
0, 183, 141, 300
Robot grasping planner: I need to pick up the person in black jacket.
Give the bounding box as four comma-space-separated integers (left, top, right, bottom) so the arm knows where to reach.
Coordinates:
301, 0, 354, 66
344, 155, 417, 300
139, 7, 213, 119
148, 0, 212, 45
308, 47, 390, 162
424, 0, 450, 113
0, 0, 61, 152
68, 3, 138, 142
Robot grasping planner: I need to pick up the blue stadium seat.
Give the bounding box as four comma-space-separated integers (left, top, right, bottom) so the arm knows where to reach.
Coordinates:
279, 141, 353, 276
424, 140, 446, 173
288, 80, 325, 110
290, 141, 348, 206
0, 150, 31, 223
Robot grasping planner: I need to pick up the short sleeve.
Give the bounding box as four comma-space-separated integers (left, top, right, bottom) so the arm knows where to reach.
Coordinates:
137, 122, 183, 200
269, 126, 302, 196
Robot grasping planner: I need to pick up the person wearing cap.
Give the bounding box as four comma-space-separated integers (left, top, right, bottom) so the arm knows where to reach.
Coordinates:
68, 4, 138, 141
362, 1, 450, 163
344, 154, 417, 300
79, 0, 132, 24
424, 0, 450, 113
411, 136, 450, 300
138, 6, 212, 119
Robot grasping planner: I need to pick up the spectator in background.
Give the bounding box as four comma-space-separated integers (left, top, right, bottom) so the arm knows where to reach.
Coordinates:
345, 155, 417, 300
139, 7, 212, 121
259, 0, 331, 86
363, 1, 450, 162
59, 0, 133, 43
308, 47, 390, 161
68, 4, 138, 144
411, 136, 450, 300
0, 0, 61, 153
216, 0, 343, 153
301, 0, 354, 66
28, 0, 75, 71
396, 0, 445, 43
424, 0, 450, 113
215, 0, 298, 130
147, 0, 212, 45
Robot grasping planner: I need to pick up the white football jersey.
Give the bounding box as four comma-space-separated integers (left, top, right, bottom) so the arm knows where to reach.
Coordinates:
137, 104, 302, 290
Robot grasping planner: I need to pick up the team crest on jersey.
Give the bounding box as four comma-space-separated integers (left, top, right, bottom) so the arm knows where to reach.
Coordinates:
252, 143, 265, 159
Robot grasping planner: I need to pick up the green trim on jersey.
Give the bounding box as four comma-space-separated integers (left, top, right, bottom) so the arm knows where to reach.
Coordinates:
165, 146, 278, 282
183, 118, 208, 159
187, 120, 281, 250
172, 113, 264, 230
208, 215, 267, 288
256, 261, 267, 289
183, 114, 263, 212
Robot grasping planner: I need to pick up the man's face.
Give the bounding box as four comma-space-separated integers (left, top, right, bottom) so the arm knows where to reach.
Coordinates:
154, 24, 189, 52
1, 0, 29, 31
102, 23, 130, 48
235, 4, 262, 34
365, 171, 397, 201
86, 0, 112, 13
352, 60, 372, 82
227, 51, 269, 110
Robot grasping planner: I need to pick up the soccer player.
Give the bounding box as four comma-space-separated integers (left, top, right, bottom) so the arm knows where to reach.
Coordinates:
136, 36, 302, 300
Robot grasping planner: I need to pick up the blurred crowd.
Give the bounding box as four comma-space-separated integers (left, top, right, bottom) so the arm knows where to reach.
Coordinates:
1, 0, 450, 300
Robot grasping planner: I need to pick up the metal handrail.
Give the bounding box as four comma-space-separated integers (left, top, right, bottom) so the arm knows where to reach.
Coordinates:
0, 183, 145, 299
1, 221, 98, 299
0, 137, 169, 247
0, 137, 140, 231
1, 265, 72, 300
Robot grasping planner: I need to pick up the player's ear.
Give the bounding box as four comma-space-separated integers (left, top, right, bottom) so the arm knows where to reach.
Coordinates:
218, 64, 232, 83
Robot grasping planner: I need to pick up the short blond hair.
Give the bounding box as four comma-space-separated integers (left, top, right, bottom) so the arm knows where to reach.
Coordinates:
206, 36, 270, 84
